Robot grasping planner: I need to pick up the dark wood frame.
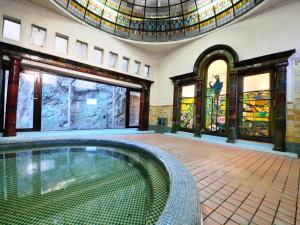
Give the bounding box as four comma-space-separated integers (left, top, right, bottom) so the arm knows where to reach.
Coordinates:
0, 42, 152, 135
236, 68, 275, 143
0, 66, 43, 133
170, 45, 295, 151
177, 82, 196, 133
170, 72, 196, 133
0, 55, 4, 132
125, 88, 142, 128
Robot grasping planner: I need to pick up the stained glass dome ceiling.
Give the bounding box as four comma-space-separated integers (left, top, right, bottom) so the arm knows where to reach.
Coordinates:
54, 0, 264, 42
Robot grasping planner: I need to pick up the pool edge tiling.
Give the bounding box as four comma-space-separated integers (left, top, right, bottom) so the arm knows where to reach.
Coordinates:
0, 138, 202, 225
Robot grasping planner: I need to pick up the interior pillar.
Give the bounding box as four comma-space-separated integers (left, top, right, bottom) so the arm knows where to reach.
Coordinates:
194, 78, 203, 137
171, 81, 180, 133
273, 62, 288, 151
0, 51, 3, 131
227, 71, 238, 143
3, 56, 22, 137
139, 84, 150, 131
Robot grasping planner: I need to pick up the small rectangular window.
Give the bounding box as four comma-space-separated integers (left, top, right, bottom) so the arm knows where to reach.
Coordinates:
182, 85, 195, 98
144, 65, 150, 77
93, 47, 103, 64
109, 52, 118, 68
122, 57, 129, 72
243, 73, 270, 92
55, 34, 68, 54
3, 18, 21, 41
76, 40, 88, 59
32, 25, 46, 47
133, 61, 141, 75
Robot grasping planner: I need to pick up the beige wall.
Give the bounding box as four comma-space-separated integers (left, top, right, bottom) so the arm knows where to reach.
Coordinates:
152, 0, 300, 106
0, 0, 158, 85
286, 57, 300, 151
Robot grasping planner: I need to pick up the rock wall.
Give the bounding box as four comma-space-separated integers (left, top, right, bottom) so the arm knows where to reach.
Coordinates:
41, 74, 126, 130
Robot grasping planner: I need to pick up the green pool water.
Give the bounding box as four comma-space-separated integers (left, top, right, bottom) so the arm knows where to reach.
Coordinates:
0, 146, 169, 225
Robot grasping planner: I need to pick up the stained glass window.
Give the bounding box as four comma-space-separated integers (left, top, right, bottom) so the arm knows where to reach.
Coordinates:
204, 60, 227, 134
180, 85, 195, 130
240, 73, 271, 137
53, 0, 264, 42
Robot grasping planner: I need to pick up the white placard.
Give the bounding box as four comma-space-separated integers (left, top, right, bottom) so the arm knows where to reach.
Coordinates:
87, 99, 97, 105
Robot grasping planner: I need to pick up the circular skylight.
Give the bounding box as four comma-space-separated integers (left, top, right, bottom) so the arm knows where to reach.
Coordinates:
54, 0, 264, 42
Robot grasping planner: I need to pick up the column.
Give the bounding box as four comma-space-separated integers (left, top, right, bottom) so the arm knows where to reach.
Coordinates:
139, 84, 150, 131
0, 52, 3, 130
227, 71, 238, 143
273, 62, 288, 151
194, 78, 203, 137
171, 81, 180, 133
3, 56, 22, 137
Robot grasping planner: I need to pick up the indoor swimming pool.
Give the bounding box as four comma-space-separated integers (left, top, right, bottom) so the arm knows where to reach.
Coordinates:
0, 145, 169, 224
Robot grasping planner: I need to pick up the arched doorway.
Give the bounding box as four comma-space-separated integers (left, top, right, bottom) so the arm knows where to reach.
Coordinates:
193, 45, 238, 138
204, 59, 228, 135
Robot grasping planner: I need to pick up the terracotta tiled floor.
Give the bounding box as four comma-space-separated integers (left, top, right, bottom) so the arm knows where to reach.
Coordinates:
110, 134, 300, 225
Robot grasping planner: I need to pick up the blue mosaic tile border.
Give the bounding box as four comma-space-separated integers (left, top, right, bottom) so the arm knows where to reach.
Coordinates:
0, 138, 202, 225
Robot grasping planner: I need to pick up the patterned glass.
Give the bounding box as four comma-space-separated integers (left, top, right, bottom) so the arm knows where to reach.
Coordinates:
240, 73, 271, 137
53, 0, 264, 42
204, 60, 227, 134
180, 98, 195, 129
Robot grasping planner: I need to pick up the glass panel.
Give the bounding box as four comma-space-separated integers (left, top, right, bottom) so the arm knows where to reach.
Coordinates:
144, 65, 150, 77
109, 52, 118, 68
93, 48, 103, 64
32, 26, 46, 47
41, 73, 126, 130
240, 73, 271, 138
180, 97, 195, 129
122, 58, 129, 72
16, 73, 35, 129
243, 73, 270, 92
70, 81, 126, 129
133, 61, 141, 74
180, 85, 196, 129
129, 91, 140, 127
53, 0, 262, 42
3, 19, 21, 41
55, 35, 68, 54
204, 59, 227, 134
3, 71, 34, 129
3, 71, 9, 129
76, 41, 88, 58
182, 85, 195, 98
41, 74, 72, 130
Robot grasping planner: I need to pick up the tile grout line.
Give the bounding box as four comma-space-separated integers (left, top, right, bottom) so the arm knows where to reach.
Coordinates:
273, 157, 294, 224
205, 152, 268, 224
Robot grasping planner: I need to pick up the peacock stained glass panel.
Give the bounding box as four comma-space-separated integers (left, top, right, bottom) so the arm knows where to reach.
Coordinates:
240, 91, 270, 137
205, 94, 227, 133
180, 98, 195, 129
204, 60, 227, 134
